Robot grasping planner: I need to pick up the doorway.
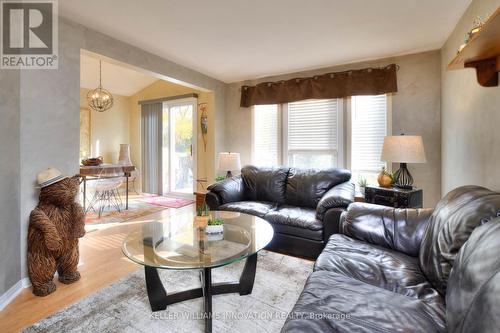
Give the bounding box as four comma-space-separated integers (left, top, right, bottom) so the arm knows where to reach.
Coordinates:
162, 97, 197, 196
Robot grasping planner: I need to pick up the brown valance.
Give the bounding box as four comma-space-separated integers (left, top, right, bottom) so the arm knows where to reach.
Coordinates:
240, 64, 398, 107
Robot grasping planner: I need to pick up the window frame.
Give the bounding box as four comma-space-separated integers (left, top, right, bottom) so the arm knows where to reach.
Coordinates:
282, 99, 344, 168
251, 104, 283, 165
345, 94, 392, 174
251, 95, 391, 172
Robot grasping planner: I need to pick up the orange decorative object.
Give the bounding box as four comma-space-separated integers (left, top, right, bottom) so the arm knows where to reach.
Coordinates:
377, 168, 393, 188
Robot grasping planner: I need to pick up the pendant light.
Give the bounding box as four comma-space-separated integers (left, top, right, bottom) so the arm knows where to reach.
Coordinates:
87, 60, 113, 112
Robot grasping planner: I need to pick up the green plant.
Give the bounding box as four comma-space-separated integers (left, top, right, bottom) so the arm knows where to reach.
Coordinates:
390, 171, 398, 185
207, 218, 224, 226
215, 175, 226, 182
197, 204, 210, 216
358, 176, 367, 188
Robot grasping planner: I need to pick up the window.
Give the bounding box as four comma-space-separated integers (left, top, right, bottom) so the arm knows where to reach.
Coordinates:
284, 99, 342, 169
350, 94, 389, 182
253, 104, 280, 166
251, 95, 389, 176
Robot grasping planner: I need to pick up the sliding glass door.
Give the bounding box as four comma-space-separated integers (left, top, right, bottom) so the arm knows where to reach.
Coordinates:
162, 98, 197, 196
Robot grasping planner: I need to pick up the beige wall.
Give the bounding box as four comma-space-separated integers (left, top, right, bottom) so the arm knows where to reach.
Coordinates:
129, 80, 216, 191
80, 88, 132, 164
10, 17, 227, 287
441, 0, 500, 194
226, 51, 442, 207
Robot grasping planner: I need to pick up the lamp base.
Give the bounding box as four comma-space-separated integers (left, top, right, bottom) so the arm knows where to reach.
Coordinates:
393, 163, 414, 189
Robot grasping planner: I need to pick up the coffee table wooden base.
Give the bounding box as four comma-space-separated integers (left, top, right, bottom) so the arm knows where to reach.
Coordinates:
144, 253, 258, 333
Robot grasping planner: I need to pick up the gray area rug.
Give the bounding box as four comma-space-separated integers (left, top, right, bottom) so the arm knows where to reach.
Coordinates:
24, 251, 313, 333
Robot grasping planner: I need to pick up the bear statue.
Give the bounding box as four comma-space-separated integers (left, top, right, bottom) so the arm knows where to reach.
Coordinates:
28, 168, 86, 296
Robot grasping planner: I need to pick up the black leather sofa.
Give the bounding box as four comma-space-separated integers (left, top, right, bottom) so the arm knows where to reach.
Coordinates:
205, 165, 354, 259
282, 185, 500, 332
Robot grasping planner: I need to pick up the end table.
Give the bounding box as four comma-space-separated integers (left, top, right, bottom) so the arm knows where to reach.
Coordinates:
364, 186, 423, 208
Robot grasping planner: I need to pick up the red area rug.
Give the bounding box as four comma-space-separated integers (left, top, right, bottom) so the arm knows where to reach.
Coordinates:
138, 195, 195, 208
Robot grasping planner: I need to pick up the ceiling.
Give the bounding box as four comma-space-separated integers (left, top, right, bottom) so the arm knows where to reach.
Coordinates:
80, 54, 157, 96
63, 0, 471, 83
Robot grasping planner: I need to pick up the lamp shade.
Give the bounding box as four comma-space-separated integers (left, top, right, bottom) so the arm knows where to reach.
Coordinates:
218, 152, 241, 171
381, 135, 426, 163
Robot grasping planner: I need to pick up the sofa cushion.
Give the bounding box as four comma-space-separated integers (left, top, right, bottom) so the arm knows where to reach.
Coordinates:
315, 234, 442, 302
419, 185, 500, 295
264, 205, 322, 230
281, 270, 445, 333
241, 166, 289, 204
285, 168, 351, 208
446, 219, 500, 333
269, 222, 323, 241
218, 201, 277, 218
341, 202, 433, 257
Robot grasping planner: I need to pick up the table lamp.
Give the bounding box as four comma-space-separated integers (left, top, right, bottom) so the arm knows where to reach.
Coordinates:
380, 134, 426, 189
218, 152, 241, 178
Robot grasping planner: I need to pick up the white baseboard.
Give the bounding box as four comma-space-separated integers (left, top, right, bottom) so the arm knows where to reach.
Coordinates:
0, 264, 84, 311
22, 277, 31, 288
0, 280, 24, 311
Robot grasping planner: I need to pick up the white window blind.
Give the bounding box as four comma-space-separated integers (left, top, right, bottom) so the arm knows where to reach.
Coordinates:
253, 104, 280, 166
351, 94, 387, 175
285, 99, 342, 169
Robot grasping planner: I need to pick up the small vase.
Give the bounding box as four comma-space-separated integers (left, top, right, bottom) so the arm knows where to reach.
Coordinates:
205, 225, 224, 234
118, 144, 131, 165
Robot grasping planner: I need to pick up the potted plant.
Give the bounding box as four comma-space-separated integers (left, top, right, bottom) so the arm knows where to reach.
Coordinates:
358, 176, 367, 196
194, 204, 210, 228
205, 218, 224, 234
214, 175, 226, 182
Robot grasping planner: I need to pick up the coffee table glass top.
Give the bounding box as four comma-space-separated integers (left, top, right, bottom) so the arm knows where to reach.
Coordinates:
122, 211, 274, 270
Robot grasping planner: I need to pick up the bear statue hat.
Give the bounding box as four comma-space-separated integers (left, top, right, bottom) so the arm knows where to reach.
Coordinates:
37, 167, 68, 188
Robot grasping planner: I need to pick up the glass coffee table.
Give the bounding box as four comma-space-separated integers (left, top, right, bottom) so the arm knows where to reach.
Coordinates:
122, 210, 274, 333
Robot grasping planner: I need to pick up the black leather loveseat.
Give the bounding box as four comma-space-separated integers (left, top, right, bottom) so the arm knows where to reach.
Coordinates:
282, 185, 500, 332
205, 165, 354, 259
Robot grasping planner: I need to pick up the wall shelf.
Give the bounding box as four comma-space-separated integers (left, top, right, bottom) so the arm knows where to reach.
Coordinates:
447, 7, 500, 87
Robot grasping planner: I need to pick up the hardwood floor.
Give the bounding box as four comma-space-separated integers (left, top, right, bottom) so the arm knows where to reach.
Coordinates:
0, 205, 194, 333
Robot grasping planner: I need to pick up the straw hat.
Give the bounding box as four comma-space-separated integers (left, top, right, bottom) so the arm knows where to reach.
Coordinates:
36, 167, 68, 188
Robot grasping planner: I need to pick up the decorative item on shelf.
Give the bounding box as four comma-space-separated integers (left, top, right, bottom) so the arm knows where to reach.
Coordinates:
81, 156, 103, 166
381, 134, 427, 190
217, 152, 241, 178
468, 16, 485, 41
377, 167, 393, 188
87, 60, 114, 112
194, 204, 210, 228
199, 103, 208, 152
118, 144, 132, 165
358, 176, 367, 196
448, 8, 500, 87
205, 217, 224, 234
459, 16, 486, 54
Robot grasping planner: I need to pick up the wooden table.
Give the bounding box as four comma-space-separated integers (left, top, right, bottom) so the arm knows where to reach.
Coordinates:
194, 190, 208, 210
79, 164, 136, 211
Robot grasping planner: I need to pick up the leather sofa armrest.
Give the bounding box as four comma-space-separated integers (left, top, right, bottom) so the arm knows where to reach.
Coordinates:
206, 176, 246, 209
339, 202, 433, 257
205, 192, 221, 210
316, 181, 355, 220
322, 207, 348, 243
